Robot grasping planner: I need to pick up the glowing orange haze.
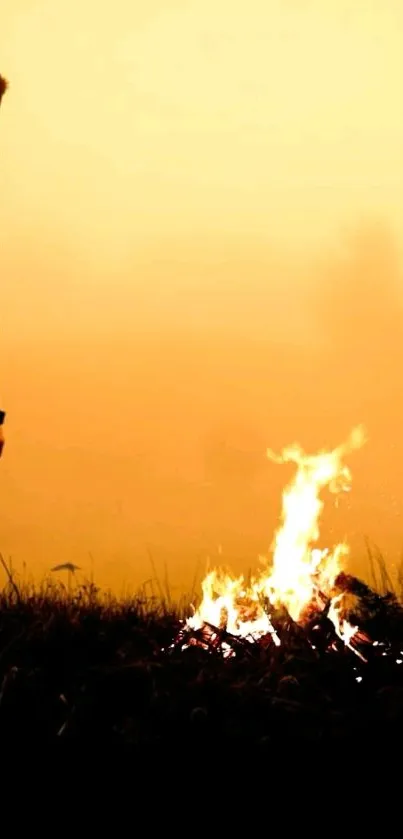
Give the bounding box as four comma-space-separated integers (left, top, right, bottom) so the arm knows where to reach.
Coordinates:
1, 2, 403, 594
1, 227, 403, 595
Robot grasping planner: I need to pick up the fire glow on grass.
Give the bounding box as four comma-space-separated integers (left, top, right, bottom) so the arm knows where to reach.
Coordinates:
181, 426, 368, 657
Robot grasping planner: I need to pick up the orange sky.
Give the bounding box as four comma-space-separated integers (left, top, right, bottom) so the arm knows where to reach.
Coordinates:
1, 1, 403, 595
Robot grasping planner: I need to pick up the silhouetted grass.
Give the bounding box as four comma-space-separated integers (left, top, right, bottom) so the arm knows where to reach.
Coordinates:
0, 548, 403, 761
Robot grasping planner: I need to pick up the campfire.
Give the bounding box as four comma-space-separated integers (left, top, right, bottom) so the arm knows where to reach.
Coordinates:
171, 426, 402, 668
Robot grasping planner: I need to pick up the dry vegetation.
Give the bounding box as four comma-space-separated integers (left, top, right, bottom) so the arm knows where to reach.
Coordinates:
0, 553, 403, 761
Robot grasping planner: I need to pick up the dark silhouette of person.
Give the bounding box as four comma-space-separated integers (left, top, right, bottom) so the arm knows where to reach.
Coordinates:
0, 411, 5, 458
0, 74, 8, 108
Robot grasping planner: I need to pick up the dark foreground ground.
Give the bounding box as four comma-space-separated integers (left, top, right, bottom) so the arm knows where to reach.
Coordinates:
1, 573, 403, 769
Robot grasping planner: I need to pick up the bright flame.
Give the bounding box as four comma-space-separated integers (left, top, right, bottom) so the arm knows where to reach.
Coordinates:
186, 570, 281, 646
184, 426, 367, 648
261, 424, 366, 620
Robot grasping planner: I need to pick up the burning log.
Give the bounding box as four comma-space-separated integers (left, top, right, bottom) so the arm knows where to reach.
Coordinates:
172, 587, 373, 665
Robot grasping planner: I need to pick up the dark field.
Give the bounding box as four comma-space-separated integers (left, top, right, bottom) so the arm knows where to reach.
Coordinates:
1, 563, 403, 766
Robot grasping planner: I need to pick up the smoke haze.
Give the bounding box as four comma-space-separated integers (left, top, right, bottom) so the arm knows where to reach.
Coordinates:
1, 1, 403, 592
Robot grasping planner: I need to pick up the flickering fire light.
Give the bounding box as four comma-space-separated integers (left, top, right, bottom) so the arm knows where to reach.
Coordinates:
174, 426, 375, 661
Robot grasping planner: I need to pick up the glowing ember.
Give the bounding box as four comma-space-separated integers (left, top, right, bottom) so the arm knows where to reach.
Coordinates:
327, 593, 367, 662
181, 426, 368, 655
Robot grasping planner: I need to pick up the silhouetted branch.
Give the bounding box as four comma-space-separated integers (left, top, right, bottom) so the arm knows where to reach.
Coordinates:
0, 554, 21, 604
